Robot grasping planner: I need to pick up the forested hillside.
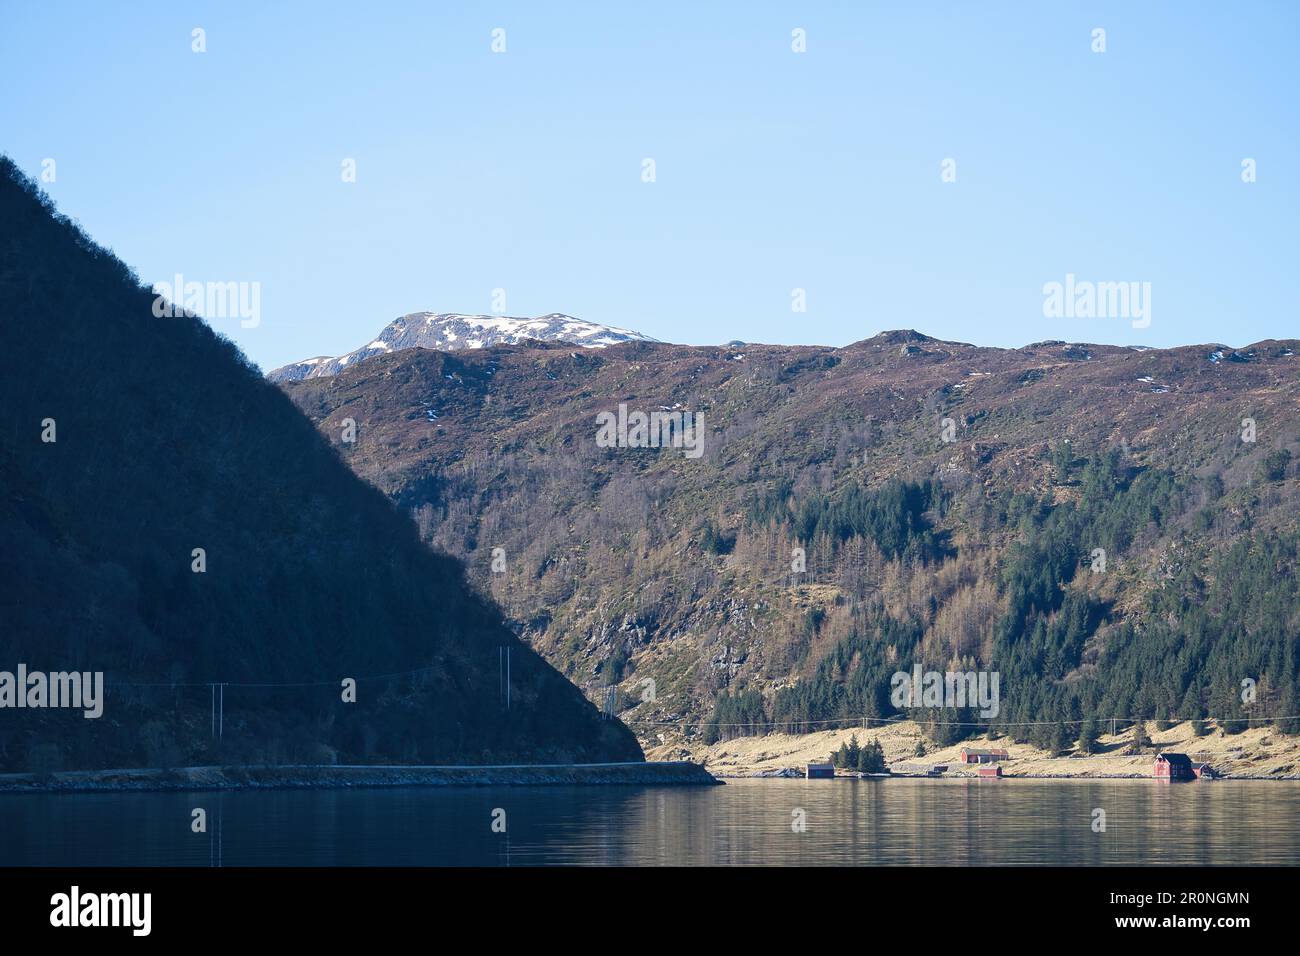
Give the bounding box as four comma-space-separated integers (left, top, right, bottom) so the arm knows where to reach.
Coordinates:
0, 158, 640, 772
280, 321, 1300, 753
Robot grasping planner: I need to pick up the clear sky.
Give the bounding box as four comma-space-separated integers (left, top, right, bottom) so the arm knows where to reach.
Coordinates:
2, 2, 1297, 371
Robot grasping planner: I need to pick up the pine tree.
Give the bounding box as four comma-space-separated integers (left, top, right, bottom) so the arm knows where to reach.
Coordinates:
1051, 442, 1074, 484
858, 739, 886, 774
1048, 720, 1070, 756
1078, 717, 1100, 755
1277, 684, 1299, 736
1154, 706, 1170, 732
1131, 720, 1151, 753
1217, 683, 1247, 736
836, 741, 852, 768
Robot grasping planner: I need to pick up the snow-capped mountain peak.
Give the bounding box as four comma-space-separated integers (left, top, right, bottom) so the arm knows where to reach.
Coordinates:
268, 312, 657, 382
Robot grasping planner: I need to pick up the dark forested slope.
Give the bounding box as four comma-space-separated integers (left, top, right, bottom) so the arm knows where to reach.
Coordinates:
0, 158, 640, 772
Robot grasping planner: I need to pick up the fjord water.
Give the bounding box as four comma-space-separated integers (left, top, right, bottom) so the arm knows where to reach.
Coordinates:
3, 779, 1298, 866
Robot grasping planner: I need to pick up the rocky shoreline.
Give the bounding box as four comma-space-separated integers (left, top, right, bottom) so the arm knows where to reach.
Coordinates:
0, 761, 721, 794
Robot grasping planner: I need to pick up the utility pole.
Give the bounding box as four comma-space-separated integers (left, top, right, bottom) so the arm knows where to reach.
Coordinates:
499, 647, 511, 711
210, 683, 228, 739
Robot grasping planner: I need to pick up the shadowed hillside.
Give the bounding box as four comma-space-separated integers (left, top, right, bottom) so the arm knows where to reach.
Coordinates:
0, 158, 641, 772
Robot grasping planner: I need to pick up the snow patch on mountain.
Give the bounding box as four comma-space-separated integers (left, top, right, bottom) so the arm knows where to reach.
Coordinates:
268, 313, 657, 382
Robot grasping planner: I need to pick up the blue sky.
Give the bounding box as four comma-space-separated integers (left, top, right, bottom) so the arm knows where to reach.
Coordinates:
2, 2, 1296, 370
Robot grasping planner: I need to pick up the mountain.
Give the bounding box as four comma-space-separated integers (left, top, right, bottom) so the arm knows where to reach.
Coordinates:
278, 330, 1300, 752
268, 312, 657, 383
0, 157, 641, 772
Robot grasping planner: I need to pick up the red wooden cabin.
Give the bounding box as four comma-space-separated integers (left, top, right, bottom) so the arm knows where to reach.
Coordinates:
959, 748, 1009, 764
1153, 752, 1195, 780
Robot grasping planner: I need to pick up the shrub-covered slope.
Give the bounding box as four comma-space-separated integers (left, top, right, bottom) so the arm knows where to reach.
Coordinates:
280, 324, 1300, 750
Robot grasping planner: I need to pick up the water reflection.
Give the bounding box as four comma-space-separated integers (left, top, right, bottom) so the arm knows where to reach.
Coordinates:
2, 779, 1297, 866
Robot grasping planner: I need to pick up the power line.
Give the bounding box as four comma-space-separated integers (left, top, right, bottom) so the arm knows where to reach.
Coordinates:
620, 713, 1297, 730
96, 671, 1300, 732
109, 663, 446, 690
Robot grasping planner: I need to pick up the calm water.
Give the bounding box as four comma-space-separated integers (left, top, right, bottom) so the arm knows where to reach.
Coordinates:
3, 778, 1298, 866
